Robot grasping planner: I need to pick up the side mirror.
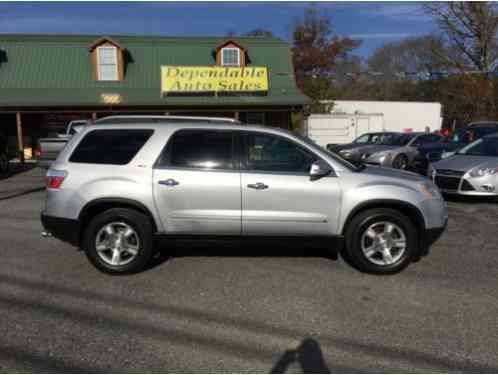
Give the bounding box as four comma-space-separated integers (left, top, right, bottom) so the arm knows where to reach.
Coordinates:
310, 160, 333, 181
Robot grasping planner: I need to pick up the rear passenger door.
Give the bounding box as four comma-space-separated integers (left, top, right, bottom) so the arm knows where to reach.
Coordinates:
153, 129, 241, 235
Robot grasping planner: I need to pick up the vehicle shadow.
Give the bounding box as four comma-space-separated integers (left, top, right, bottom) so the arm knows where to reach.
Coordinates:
0, 162, 37, 181
270, 338, 331, 373
0, 186, 45, 201
443, 193, 498, 205
145, 239, 340, 271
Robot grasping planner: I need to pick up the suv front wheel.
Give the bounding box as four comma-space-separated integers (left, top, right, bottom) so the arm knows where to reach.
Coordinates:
83, 208, 154, 274
344, 208, 418, 274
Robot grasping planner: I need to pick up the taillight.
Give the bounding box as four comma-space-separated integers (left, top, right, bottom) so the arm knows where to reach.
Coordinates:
45, 169, 67, 189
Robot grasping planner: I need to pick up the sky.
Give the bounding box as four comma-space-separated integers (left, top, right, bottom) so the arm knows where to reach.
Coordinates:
0, 1, 436, 58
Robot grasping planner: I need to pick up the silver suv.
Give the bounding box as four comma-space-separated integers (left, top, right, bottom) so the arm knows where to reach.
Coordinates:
41, 117, 448, 275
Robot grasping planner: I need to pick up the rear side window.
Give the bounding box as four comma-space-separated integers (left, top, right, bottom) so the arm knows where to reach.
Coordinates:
69, 129, 153, 165
157, 129, 235, 170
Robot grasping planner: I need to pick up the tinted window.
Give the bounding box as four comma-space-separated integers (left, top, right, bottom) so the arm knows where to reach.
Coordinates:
412, 134, 442, 146
158, 130, 234, 170
354, 134, 371, 144
458, 137, 498, 157
69, 129, 153, 165
244, 133, 317, 173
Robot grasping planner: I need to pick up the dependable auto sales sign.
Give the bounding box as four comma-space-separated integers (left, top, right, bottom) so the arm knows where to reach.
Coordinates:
161, 66, 269, 94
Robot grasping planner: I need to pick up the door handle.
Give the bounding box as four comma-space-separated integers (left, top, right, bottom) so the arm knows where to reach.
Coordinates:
158, 179, 179, 187
247, 182, 268, 190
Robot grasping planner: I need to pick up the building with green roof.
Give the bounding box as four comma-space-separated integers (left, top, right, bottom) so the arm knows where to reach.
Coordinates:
0, 34, 308, 160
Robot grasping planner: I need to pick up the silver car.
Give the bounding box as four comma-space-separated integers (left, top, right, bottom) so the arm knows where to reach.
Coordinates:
430, 133, 498, 196
361, 133, 443, 170
41, 116, 447, 275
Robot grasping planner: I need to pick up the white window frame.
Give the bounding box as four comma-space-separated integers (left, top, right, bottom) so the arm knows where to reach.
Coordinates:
221, 47, 240, 66
97, 46, 118, 81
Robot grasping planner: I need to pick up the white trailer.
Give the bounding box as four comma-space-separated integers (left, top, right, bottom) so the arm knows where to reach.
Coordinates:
306, 100, 443, 146
332, 100, 442, 133
305, 113, 384, 147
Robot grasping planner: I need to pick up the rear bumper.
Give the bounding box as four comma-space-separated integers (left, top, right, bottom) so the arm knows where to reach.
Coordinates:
41, 211, 80, 247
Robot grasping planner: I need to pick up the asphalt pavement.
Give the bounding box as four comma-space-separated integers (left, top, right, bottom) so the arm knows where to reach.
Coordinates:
0, 168, 497, 373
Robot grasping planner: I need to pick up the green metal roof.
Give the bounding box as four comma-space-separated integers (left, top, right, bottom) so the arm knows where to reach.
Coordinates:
0, 34, 308, 108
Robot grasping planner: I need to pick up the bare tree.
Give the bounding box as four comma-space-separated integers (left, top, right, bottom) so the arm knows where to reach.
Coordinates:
423, 2, 498, 72
368, 35, 446, 79
423, 2, 498, 120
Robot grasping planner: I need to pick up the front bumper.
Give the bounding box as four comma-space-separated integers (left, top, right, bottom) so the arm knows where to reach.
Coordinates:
432, 171, 498, 196
419, 218, 447, 257
41, 211, 80, 247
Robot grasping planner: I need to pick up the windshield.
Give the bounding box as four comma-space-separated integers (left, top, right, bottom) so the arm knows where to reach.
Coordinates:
457, 137, 498, 157
451, 127, 498, 144
375, 133, 416, 146
354, 133, 398, 145
293, 133, 361, 171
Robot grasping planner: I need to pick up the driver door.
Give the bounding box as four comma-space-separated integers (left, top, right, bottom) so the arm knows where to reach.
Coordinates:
240, 131, 341, 236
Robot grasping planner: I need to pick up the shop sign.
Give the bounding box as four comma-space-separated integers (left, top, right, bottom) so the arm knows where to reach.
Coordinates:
100, 93, 122, 104
161, 66, 268, 94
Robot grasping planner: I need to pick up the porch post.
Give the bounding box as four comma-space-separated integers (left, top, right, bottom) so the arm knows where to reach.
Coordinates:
16, 112, 24, 163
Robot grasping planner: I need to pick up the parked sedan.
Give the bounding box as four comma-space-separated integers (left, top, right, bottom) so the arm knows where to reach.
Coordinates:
361, 132, 443, 170
430, 133, 498, 196
328, 132, 401, 163
413, 121, 498, 174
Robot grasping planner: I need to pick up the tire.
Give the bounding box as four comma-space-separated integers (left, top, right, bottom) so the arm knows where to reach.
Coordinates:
0, 154, 9, 173
344, 208, 418, 275
392, 154, 408, 170
83, 208, 154, 275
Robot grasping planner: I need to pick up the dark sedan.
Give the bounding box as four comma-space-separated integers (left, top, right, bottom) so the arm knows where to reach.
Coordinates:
413, 122, 498, 174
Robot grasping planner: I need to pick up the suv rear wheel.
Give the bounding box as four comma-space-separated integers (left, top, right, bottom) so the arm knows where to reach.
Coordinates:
344, 208, 417, 274
83, 208, 154, 274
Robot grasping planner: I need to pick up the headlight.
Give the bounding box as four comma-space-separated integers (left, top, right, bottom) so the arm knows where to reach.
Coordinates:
469, 167, 497, 178
419, 182, 441, 199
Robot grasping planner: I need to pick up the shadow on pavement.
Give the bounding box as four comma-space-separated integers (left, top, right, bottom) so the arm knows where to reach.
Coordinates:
0, 162, 37, 181
443, 193, 498, 205
1, 272, 497, 373
270, 338, 330, 373
144, 240, 340, 271
0, 186, 45, 201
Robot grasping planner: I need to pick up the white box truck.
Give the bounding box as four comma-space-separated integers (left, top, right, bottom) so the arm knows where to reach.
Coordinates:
306, 100, 443, 147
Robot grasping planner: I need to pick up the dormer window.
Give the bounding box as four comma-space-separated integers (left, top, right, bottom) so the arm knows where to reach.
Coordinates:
215, 40, 246, 67
88, 36, 125, 81
97, 46, 118, 81
221, 47, 240, 66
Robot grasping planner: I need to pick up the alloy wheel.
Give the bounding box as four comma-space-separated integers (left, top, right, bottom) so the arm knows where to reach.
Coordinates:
95, 222, 140, 266
360, 221, 407, 266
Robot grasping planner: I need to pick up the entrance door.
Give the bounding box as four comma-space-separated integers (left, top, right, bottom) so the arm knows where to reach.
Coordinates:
153, 129, 241, 235
240, 131, 341, 236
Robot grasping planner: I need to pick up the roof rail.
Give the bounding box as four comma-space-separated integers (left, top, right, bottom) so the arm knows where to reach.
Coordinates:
95, 115, 241, 125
